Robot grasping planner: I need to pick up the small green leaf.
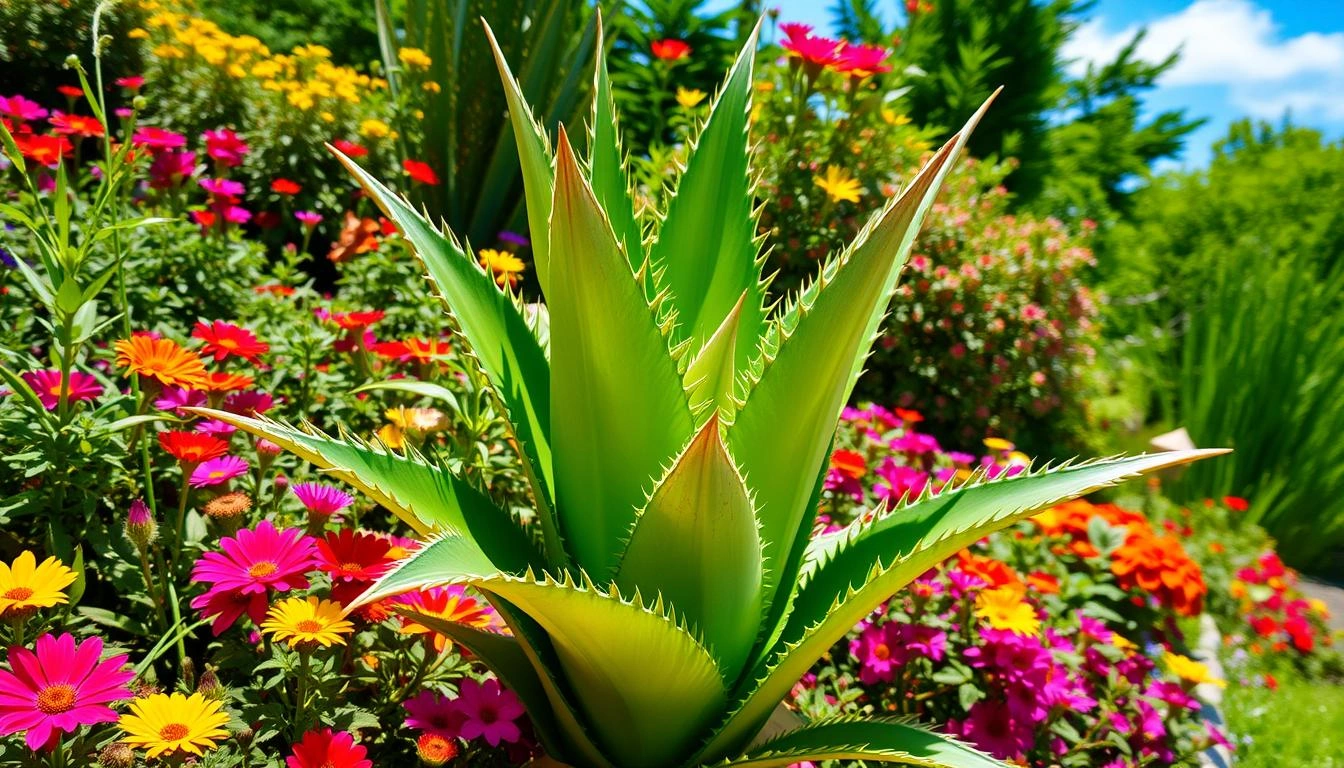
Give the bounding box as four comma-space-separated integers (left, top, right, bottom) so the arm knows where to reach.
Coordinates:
684, 292, 747, 419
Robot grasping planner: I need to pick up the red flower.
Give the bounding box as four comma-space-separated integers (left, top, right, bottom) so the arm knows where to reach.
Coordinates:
1263, 673, 1278, 691
286, 728, 372, 768
48, 112, 104, 137
834, 41, 892, 78
56, 85, 83, 99
1250, 615, 1278, 637
650, 39, 691, 61
192, 320, 269, 363
254, 284, 296, 297
894, 408, 924, 424
15, 134, 73, 165
1222, 495, 1249, 512
828, 449, 867, 480
316, 530, 395, 584
115, 76, 145, 89
372, 338, 452, 363
402, 158, 440, 186
271, 178, 302, 195
330, 310, 385, 330
331, 139, 368, 158
159, 431, 230, 464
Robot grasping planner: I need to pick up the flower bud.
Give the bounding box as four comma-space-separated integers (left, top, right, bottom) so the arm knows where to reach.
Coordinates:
236, 726, 255, 748
132, 95, 147, 111
97, 742, 135, 768
124, 499, 157, 553
197, 665, 226, 700
64, 54, 80, 69
180, 657, 196, 691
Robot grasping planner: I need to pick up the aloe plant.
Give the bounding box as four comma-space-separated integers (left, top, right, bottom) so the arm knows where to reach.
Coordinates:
192, 19, 1224, 768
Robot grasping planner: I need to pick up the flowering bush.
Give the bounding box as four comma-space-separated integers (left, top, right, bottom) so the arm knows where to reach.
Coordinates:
750, 22, 1101, 454
0, 58, 544, 765
799, 404, 1231, 765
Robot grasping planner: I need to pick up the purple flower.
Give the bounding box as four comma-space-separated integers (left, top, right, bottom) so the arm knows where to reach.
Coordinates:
889, 431, 940, 454
963, 629, 1053, 688
0, 94, 48, 121
1076, 613, 1113, 644
849, 621, 903, 685
872, 460, 928, 503
1144, 680, 1197, 711
149, 150, 197, 189
189, 455, 250, 487
195, 419, 237, 437
452, 678, 525, 746
404, 690, 463, 737
497, 230, 530, 247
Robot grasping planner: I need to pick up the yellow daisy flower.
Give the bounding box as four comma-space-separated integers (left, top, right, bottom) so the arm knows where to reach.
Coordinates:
0, 551, 76, 618
262, 597, 354, 648
813, 165, 862, 204
398, 47, 432, 70
119, 692, 230, 758
478, 248, 526, 288
676, 87, 707, 108
386, 406, 448, 433
359, 118, 391, 139
982, 437, 1015, 452
973, 586, 1039, 635
1163, 652, 1226, 688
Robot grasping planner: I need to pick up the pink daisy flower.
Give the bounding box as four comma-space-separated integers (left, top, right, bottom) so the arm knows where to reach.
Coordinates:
452, 678, 524, 746
189, 455, 250, 488
291, 483, 354, 516
154, 385, 207, 413
190, 521, 318, 635
223, 390, 274, 416
131, 126, 186, 151
20, 369, 103, 410
0, 633, 134, 751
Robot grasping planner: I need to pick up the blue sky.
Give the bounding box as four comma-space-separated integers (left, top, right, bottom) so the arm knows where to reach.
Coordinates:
764, 0, 1344, 166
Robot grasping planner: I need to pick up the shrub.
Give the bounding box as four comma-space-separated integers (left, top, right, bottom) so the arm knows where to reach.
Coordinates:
748, 28, 1101, 454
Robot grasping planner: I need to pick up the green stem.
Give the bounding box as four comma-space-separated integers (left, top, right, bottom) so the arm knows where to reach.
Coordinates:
138, 547, 170, 635
294, 650, 311, 739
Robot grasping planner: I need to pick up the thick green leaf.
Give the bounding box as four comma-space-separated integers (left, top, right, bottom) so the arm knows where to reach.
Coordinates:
648, 24, 765, 370
614, 415, 762, 681
335, 150, 562, 565
716, 716, 1004, 768
487, 596, 618, 768
547, 130, 694, 577
684, 292, 747, 419
697, 450, 1226, 760
729, 97, 994, 629
483, 20, 556, 294
587, 13, 642, 267
480, 573, 727, 767
185, 409, 541, 573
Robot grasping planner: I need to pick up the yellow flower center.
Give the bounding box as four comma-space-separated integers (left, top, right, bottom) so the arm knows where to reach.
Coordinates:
248, 561, 278, 578
158, 722, 190, 741
339, 563, 365, 573
36, 684, 77, 714
296, 619, 324, 633
2, 587, 33, 601
873, 643, 890, 661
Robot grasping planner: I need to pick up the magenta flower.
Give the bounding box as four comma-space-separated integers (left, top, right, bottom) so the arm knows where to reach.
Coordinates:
203, 128, 249, 166
295, 211, 323, 229
0, 633, 134, 751
189, 455, 250, 487
190, 520, 318, 634
0, 94, 49, 121
452, 678, 524, 746
200, 177, 245, 197
148, 149, 197, 190
404, 690, 464, 737
849, 622, 904, 685
20, 369, 103, 410
131, 126, 186, 151
947, 699, 1034, 760
224, 390, 274, 416
291, 483, 354, 516
223, 205, 252, 224
154, 385, 207, 413
195, 419, 237, 438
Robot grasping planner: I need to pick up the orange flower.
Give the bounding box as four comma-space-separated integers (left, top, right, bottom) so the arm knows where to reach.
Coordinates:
1026, 571, 1059, 595
327, 211, 379, 263
115, 335, 209, 389
1110, 532, 1206, 616
954, 551, 1021, 589
159, 432, 229, 464
201, 372, 254, 392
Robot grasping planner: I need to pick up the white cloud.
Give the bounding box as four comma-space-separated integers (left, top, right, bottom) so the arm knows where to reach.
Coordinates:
1063, 0, 1344, 122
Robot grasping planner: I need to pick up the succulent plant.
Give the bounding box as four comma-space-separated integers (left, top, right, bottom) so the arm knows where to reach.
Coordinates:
195, 17, 1222, 768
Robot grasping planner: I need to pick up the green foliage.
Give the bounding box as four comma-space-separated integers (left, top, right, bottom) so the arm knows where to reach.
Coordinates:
0, 0, 146, 99
608, 0, 758, 154
901, 0, 1079, 200
198, 0, 382, 67
1104, 122, 1344, 575
208, 25, 1224, 767
385, 0, 600, 254
1036, 30, 1204, 222
1223, 672, 1344, 768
